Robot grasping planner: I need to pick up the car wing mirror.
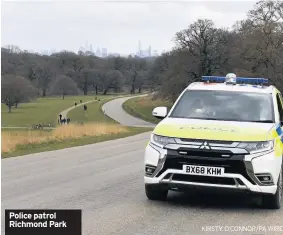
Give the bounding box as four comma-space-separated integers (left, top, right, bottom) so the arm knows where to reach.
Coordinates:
152, 107, 167, 120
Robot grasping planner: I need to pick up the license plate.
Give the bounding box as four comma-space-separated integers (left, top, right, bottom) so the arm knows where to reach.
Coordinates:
183, 165, 224, 176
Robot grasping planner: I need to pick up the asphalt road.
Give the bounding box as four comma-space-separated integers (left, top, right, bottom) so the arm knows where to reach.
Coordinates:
102, 95, 155, 128
2, 97, 283, 235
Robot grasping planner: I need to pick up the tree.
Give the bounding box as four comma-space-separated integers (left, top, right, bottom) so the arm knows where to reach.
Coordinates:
123, 58, 148, 94
77, 68, 101, 95
35, 62, 55, 97
244, 0, 283, 86
102, 70, 124, 95
1, 75, 37, 112
50, 75, 80, 99
174, 19, 229, 78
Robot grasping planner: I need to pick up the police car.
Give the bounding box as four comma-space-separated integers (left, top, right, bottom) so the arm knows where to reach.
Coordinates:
144, 73, 283, 209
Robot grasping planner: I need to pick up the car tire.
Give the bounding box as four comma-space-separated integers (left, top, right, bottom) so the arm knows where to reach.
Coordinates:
145, 184, 168, 201
261, 167, 282, 209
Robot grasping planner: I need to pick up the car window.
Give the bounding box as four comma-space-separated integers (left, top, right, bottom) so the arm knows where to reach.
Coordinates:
169, 90, 274, 123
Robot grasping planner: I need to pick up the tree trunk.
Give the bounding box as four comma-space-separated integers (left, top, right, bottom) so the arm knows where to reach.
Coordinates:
138, 86, 142, 93
84, 81, 88, 95
95, 85, 98, 95
8, 105, 12, 113
103, 88, 108, 95
62, 94, 65, 99
15, 102, 18, 108
42, 89, 46, 97
131, 83, 135, 94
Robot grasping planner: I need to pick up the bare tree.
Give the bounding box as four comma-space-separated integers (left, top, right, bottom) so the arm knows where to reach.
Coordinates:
34, 61, 55, 97
102, 70, 124, 95
50, 75, 80, 99
1, 75, 37, 112
174, 19, 229, 77
76, 68, 101, 95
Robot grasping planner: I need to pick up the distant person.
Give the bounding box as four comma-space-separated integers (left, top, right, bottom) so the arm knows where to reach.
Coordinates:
62, 118, 66, 125
58, 114, 63, 124
80, 100, 82, 103
75, 102, 77, 106
84, 105, 87, 111
67, 118, 71, 124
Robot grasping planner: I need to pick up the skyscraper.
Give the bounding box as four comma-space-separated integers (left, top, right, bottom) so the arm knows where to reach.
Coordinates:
138, 40, 142, 56
102, 48, 108, 57
96, 47, 101, 57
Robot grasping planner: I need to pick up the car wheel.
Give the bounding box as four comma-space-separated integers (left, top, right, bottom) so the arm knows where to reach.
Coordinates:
261, 167, 282, 209
145, 184, 168, 201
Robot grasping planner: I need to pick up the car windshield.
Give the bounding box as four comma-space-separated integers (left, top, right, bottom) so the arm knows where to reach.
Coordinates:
169, 90, 274, 123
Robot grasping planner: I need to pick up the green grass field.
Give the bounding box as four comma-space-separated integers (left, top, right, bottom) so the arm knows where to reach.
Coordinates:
2, 94, 153, 157
67, 97, 117, 124
122, 95, 173, 124
1, 95, 106, 127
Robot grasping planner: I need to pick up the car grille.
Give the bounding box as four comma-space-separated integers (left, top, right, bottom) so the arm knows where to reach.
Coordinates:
156, 154, 256, 185
179, 138, 234, 145
172, 174, 236, 185
177, 148, 233, 158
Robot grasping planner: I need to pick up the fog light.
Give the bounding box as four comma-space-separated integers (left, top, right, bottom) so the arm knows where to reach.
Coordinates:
145, 165, 156, 176
263, 176, 270, 181
255, 173, 273, 185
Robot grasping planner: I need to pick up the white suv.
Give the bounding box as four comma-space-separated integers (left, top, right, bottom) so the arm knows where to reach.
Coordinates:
144, 74, 283, 209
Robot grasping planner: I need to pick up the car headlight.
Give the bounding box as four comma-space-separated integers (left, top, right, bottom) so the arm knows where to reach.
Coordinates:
237, 140, 274, 153
151, 134, 176, 147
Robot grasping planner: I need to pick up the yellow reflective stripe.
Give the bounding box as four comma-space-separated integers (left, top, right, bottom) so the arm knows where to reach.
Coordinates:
153, 123, 271, 142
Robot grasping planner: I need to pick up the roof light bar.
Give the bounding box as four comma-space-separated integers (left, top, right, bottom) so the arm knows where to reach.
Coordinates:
202, 76, 226, 83
236, 77, 269, 84
201, 75, 269, 85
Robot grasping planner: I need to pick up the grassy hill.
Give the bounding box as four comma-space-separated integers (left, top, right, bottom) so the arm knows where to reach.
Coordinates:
122, 95, 173, 124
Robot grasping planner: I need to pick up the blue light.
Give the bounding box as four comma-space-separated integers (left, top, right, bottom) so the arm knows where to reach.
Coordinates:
236, 77, 269, 84
201, 76, 269, 85
202, 76, 226, 82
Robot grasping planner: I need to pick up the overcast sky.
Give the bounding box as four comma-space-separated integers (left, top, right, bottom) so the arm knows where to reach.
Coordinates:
1, 0, 258, 55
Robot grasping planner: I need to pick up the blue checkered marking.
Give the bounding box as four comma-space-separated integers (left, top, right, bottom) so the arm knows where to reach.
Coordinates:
276, 124, 283, 143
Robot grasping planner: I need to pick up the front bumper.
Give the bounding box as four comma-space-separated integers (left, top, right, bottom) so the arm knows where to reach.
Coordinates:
144, 143, 281, 195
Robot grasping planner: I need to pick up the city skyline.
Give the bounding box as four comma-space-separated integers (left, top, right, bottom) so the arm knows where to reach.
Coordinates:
17, 40, 162, 58
77, 40, 160, 57
2, 1, 258, 55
